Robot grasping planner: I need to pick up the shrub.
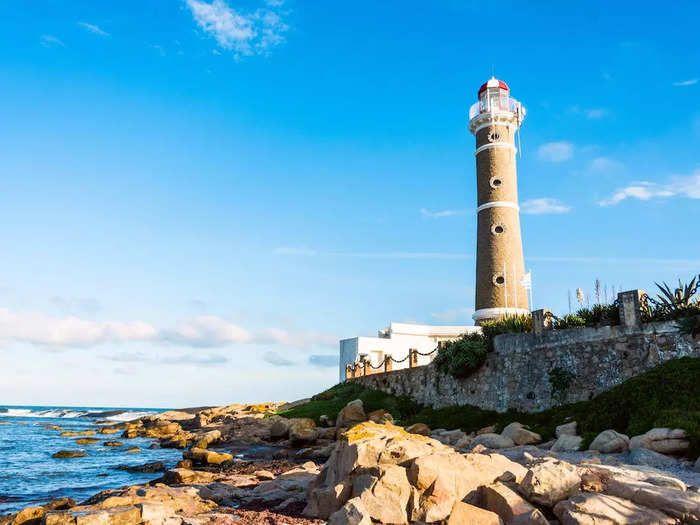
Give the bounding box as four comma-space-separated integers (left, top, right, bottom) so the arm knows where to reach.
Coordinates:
549, 367, 575, 405
480, 314, 532, 350
553, 313, 586, 330
552, 303, 619, 329
678, 316, 700, 338
433, 333, 488, 378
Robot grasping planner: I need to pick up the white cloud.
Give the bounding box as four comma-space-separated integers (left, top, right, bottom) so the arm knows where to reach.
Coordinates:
673, 79, 697, 87
104, 351, 228, 367
40, 35, 65, 48
420, 208, 466, 219
308, 354, 338, 367
521, 198, 572, 215
0, 308, 335, 351
537, 142, 573, 162
77, 22, 110, 37
262, 351, 294, 366
186, 0, 289, 57
599, 170, 700, 206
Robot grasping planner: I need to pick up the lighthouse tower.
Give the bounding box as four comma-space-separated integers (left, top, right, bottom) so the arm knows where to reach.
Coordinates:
468, 78, 529, 323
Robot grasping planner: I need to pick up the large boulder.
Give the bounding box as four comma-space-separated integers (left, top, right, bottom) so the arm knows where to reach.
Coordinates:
193, 429, 221, 449
304, 421, 527, 522
629, 428, 689, 455
555, 421, 577, 438
500, 422, 541, 446
182, 447, 233, 465
471, 433, 515, 449
481, 483, 548, 524
589, 430, 630, 454
336, 400, 366, 428
518, 459, 581, 507
269, 416, 291, 439
553, 493, 676, 525
627, 448, 677, 469
405, 423, 431, 436
288, 418, 319, 446
550, 434, 583, 452
367, 409, 393, 425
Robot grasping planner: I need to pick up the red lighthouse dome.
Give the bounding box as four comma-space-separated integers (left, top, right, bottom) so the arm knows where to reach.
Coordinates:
478, 77, 509, 96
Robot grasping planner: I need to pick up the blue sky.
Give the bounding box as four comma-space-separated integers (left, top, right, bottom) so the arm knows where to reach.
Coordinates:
0, 0, 698, 407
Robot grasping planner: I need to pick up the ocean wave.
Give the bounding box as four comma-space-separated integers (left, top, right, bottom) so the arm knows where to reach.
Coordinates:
0, 408, 154, 421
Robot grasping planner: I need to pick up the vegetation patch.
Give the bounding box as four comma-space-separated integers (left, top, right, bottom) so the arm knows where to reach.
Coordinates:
282, 357, 700, 457
433, 333, 488, 378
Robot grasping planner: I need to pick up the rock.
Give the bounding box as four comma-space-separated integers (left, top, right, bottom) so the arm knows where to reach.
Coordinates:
477, 425, 497, 435
160, 435, 190, 449
75, 438, 99, 445
103, 441, 123, 447
555, 421, 577, 438
116, 461, 165, 473
269, 417, 291, 439
501, 422, 541, 446
328, 496, 371, 525
193, 429, 221, 449
628, 448, 678, 468
604, 474, 700, 522
336, 399, 366, 428
352, 465, 411, 524
553, 492, 676, 524
319, 415, 334, 427
481, 483, 548, 524
124, 447, 140, 453
589, 429, 630, 453
288, 418, 319, 446
629, 428, 689, 455
367, 409, 393, 425
183, 447, 233, 465
43, 424, 62, 431
97, 427, 121, 435
318, 427, 338, 440
695, 457, 700, 473
176, 459, 193, 469
447, 501, 503, 525
406, 423, 431, 436
471, 433, 515, 449
550, 434, 583, 452
254, 470, 276, 480
59, 430, 95, 437
518, 459, 581, 507
52, 450, 87, 459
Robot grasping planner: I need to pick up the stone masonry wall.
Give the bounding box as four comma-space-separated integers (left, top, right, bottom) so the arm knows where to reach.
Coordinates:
351, 320, 700, 413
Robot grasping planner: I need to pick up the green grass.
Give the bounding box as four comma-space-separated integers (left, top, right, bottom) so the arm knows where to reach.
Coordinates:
279, 357, 700, 457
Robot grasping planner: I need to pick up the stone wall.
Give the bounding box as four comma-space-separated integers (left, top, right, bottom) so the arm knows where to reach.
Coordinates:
351, 320, 700, 413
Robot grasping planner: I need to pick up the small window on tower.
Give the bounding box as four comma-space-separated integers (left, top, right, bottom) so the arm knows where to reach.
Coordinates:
493, 275, 505, 286
491, 223, 506, 235
488, 131, 501, 142
489, 177, 503, 188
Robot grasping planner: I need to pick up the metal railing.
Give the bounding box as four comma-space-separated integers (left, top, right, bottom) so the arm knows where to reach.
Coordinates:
469, 97, 524, 121
344, 347, 439, 380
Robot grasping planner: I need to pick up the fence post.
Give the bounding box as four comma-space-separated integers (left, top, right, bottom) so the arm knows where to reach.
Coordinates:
345, 364, 352, 380
363, 360, 368, 376
384, 355, 392, 373
532, 309, 552, 334
618, 289, 646, 328
409, 348, 418, 368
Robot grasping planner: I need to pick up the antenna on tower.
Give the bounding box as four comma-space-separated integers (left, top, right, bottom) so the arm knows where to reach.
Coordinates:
491, 64, 495, 78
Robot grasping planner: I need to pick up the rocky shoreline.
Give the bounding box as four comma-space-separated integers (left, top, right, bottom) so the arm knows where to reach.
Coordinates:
1, 399, 699, 524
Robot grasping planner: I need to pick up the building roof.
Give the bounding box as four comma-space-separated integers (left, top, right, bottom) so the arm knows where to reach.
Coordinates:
478, 77, 509, 96
385, 322, 479, 337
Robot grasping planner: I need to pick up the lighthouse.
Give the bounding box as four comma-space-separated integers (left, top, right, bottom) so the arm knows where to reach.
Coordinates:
468, 78, 529, 323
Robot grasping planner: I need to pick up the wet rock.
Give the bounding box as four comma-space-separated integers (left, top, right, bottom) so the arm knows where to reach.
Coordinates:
124, 447, 140, 453
43, 424, 62, 431
471, 433, 515, 449
553, 492, 676, 524
103, 441, 123, 447
59, 430, 95, 437
75, 438, 99, 445
116, 461, 165, 473
194, 429, 221, 449
335, 400, 366, 428
52, 450, 87, 459
501, 422, 541, 446
518, 459, 581, 507
588, 429, 630, 453
97, 427, 121, 435
629, 428, 689, 455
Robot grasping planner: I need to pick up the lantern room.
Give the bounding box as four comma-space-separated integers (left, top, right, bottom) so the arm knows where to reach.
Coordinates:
468, 77, 525, 132
478, 77, 510, 112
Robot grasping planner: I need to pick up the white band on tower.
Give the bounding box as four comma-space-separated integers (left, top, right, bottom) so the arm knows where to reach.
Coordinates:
476, 201, 520, 213
474, 142, 517, 156
472, 307, 530, 322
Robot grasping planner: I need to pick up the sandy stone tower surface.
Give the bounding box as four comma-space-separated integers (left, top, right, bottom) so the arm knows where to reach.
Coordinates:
468, 78, 528, 324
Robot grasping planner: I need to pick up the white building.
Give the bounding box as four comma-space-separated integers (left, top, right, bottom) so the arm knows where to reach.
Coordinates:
339, 322, 481, 382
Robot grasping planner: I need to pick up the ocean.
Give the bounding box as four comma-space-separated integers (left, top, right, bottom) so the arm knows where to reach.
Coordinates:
0, 405, 184, 515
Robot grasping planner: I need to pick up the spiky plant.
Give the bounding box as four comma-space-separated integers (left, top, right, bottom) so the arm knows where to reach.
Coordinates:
654, 275, 699, 309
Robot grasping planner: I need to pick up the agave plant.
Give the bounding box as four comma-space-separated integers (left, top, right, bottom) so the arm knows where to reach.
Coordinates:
654, 275, 700, 310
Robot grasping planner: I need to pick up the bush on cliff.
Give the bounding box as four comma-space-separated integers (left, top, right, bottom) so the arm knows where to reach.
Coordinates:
480, 314, 532, 349
433, 333, 488, 378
